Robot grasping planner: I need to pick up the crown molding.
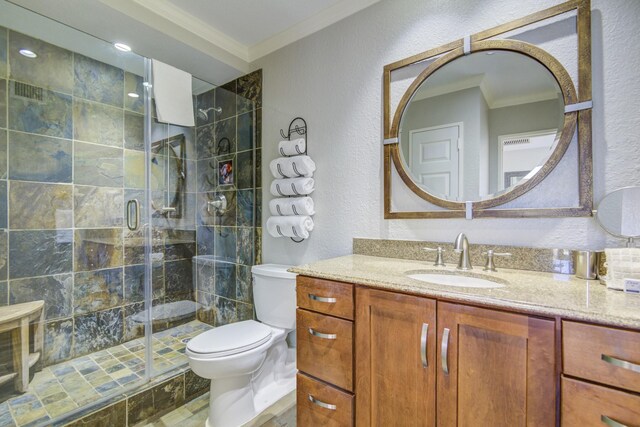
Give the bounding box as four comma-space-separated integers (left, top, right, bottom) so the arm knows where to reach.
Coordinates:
412, 75, 485, 102
489, 91, 560, 109
100, 0, 380, 71
99, 0, 250, 71
248, 0, 381, 62
132, 0, 249, 61
412, 75, 559, 110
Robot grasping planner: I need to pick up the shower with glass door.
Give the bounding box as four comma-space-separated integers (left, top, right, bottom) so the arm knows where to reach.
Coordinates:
0, 1, 261, 425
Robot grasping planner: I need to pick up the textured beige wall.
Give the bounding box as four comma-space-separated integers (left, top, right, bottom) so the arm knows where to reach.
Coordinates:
253, 0, 640, 266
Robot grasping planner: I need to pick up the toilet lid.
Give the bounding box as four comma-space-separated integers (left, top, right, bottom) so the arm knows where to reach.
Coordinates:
186, 320, 272, 357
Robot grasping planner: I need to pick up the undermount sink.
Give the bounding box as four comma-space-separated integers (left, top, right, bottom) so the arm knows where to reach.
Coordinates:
406, 271, 506, 289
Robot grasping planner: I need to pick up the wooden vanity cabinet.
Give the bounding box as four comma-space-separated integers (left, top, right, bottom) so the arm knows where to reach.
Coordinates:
355, 288, 437, 426
436, 302, 556, 427
297, 277, 558, 426
296, 276, 355, 426
355, 288, 556, 427
561, 321, 640, 426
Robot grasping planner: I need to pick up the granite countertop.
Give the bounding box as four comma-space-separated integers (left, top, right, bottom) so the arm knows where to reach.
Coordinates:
290, 254, 640, 329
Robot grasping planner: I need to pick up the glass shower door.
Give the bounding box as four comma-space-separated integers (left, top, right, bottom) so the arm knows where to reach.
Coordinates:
0, 2, 153, 424
144, 69, 206, 378
144, 71, 262, 379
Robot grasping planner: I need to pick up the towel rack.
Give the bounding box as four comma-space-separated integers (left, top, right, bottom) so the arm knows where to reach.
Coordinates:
278, 117, 309, 243
280, 117, 308, 155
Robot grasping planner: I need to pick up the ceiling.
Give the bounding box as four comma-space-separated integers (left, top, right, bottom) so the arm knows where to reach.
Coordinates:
7, 0, 380, 85
165, 0, 343, 46
413, 50, 562, 109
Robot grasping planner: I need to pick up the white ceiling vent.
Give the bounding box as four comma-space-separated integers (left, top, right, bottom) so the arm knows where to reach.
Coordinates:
503, 137, 530, 146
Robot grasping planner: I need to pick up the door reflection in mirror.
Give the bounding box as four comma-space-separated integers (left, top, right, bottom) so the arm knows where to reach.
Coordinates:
399, 50, 563, 202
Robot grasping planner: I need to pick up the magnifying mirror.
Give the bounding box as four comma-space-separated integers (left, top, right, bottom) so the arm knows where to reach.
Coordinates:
595, 186, 640, 247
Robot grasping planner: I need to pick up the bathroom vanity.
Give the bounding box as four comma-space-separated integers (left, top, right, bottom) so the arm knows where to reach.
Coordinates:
292, 254, 640, 426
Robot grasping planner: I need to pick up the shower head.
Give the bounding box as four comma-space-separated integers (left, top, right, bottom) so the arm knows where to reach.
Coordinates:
198, 107, 222, 121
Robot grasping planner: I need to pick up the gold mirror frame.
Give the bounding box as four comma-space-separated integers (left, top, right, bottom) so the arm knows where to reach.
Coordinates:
383, 0, 592, 219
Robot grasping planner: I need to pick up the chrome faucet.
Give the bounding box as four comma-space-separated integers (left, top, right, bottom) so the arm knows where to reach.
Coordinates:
453, 233, 472, 270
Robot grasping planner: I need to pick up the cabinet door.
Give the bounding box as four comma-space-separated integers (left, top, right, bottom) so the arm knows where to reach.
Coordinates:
355, 287, 436, 427
437, 302, 556, 427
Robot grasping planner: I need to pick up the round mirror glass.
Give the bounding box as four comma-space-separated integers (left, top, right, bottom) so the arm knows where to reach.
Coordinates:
399, 50, 565, 202
596, 186, 640, 239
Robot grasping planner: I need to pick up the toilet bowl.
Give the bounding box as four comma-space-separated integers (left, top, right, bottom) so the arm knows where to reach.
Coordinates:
186, 264, 297, 427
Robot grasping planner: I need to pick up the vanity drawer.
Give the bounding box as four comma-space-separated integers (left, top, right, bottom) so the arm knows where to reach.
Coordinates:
297, 276, 354, 320
563, 321, 640, 393
297, 309, 353, 391
561, 376, 640, 426
297, 372, 353, 427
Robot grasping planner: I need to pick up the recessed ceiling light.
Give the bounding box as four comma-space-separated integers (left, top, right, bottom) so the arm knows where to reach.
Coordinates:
19, 49, 37, 58
127, 92, 140, 98
114, 42, 131, 52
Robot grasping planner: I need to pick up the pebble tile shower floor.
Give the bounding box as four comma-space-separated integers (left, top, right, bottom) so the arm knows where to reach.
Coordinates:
0, 321, 211, 427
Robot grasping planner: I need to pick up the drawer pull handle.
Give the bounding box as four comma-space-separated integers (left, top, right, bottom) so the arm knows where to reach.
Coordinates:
601, 415, 628, 427
308, 328, 337, 340
441, 328, 450, 375
421, 323, 429, 368
601, 354, 640, 374
308, 394, 337, 410
308, 294, 337, 303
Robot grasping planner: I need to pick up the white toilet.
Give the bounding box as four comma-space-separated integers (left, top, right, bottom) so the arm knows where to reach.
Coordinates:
186, 264, 297, 427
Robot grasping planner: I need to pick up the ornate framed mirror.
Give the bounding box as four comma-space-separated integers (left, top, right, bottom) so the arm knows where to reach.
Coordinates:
383, 0, 593, 219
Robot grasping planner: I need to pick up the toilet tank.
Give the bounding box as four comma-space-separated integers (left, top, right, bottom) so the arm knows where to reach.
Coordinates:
251, 264, 297, 330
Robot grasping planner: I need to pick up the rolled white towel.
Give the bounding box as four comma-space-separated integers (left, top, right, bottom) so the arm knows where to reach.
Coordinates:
269, 197, 315, 216
267, 216, 314, 239
278, 138, 306, 156
270, 177, 315, 196
269, 155, 315, 178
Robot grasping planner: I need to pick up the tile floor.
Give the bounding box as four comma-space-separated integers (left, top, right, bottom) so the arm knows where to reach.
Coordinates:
139, 390, 296, 427
0, 321, 212, 427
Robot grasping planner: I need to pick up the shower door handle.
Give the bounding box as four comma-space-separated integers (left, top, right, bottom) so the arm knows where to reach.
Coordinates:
127, 199, 140, 231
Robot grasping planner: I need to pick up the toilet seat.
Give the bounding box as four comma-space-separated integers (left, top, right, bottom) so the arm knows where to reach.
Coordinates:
186, 320, 273, 358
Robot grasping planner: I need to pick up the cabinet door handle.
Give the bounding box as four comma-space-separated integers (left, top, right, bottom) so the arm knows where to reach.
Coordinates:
308, 328, 337, 340
308, 394, 337, 411
441, 328, 450, 375
601, 415, 628, 427
601, 354, 640, 374
421, 323, 429, 368
308, 293, 337, 303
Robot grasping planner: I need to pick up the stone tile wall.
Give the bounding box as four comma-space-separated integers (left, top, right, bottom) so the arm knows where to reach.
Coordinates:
0, 25, 263, 375
61, 369, 208, 427
0, 27, 201, 368
194, 70, 263, 327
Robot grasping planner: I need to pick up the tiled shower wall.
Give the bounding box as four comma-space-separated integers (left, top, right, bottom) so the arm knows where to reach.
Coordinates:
0, 27, 202, 368
0, 26, 263, 373
194, 70, 262, 327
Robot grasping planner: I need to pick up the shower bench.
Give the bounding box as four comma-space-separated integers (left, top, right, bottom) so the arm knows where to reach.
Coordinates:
0, 300, 44, 392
